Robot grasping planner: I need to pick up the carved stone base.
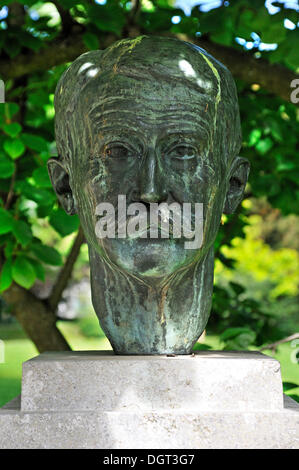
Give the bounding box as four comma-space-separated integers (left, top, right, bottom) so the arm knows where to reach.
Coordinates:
0, 351, 298, 448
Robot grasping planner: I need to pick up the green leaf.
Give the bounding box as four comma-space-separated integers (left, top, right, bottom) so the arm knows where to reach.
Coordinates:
83, 32, 99, 50
283, 382, 299, 392
36, 204, 53, 218
229, 282, 245, 296
12, 256, 36, 289
21, 133, 48, 152
31, 242, 62, 266
285, 46, 299, 69
277, 162, 296, 172
0, 154, 14, 178
221, 327, 257, 350
210, 29, 233, 46
32, 166, 52, 188
255, 137, 273, 155
4, 239, 14, 258
4, 40, 21, 58
192, 343, 212, 351
248, 129, 262, 147
19, 181, 55, 206
28, 258, 45, 281
220, 327, 255, 341
261, 23, 286, 44
49, 207, 80, 236
4, 103, 19, 119
0, 258, 13, 292
266, 118, 283, 142
3, 122, 22, 138
17, 31, 42, 51
88, 4, 125, 35
0, 208, 14, 234
4, 139, 25, 159
12, 219, 33, 247
57, 0, 77, 7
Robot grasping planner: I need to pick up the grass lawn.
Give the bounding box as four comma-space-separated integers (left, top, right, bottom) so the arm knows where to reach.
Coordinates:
0, 320, 298, 408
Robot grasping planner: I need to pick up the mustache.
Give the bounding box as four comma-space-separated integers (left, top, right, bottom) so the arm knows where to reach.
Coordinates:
101, 203, 201, 239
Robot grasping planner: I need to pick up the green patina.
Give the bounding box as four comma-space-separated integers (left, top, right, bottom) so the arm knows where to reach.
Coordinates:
48, 36, 249, 355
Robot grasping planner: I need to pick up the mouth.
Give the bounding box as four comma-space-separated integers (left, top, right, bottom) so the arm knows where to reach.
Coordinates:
95, 200, 201, 244
126, 224, 176, 240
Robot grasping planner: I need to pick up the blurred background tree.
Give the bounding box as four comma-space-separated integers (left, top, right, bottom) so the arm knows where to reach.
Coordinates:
0, 0, 298, 405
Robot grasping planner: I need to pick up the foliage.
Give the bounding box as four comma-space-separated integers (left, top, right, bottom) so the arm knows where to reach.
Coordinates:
0, 0, 298, 352
212, 204, 299, 345
208, 282, 278, 347
219, 215, 299, 300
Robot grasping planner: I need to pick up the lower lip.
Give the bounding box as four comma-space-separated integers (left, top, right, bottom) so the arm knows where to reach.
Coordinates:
126, 228, 176, 240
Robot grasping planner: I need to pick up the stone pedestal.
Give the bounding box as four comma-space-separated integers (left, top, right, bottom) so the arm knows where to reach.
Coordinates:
0, 351, 298, 448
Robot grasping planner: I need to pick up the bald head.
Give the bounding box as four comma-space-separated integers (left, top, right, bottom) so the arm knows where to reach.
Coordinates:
54, 36, 242, 170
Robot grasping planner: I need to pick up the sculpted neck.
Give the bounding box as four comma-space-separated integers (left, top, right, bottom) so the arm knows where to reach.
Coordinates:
88, 245, 214, 354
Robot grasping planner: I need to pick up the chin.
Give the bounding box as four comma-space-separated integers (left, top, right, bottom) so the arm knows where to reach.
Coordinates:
101, 237, 200, 279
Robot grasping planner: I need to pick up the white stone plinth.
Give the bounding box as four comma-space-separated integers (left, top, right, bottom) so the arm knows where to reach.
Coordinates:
0, 351, 298, 449
20, 351, 283, 412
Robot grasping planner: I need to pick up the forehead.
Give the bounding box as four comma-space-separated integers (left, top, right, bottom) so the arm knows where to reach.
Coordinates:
78, 72, 217, 141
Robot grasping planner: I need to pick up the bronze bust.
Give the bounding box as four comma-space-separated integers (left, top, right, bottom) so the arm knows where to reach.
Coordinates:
48, 36, 249, 355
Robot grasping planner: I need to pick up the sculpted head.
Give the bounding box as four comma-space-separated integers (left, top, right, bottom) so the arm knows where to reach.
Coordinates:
49, 36, 248, 279
48, 36, 249, 354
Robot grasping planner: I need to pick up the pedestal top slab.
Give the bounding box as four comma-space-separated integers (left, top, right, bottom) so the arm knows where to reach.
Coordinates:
21, 350, 283, 413
24, 350, 279, 361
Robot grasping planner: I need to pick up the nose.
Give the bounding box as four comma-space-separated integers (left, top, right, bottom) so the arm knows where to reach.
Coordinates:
136, 147, 168, 203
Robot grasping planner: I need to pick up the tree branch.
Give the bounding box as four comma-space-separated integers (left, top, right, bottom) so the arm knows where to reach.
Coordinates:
4, 166, 16, 210
48, 225, 85, 312
193, 36, 297, 104
7, 1, 25, 27
0, 30, 297, 103
51, 0, 77, 34
1, 226, 85, 352
260, 333, 299, 353
2, 283, 71, 352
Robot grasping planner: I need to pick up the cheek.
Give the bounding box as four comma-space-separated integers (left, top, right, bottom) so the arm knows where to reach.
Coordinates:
90, 159, 109, 194
70, 165, 100, 241
75, 184, 97, 238
167, 158, 221, 202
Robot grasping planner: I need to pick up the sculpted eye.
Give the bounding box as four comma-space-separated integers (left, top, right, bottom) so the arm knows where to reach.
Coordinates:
105, 144, 129, 159
168, 145, 196, 160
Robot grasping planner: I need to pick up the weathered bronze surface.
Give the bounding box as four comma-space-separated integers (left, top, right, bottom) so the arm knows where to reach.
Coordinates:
48, 36, 249, 355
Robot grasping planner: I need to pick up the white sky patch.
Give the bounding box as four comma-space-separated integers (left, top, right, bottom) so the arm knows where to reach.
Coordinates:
175, 0, 299, 21
175, 0, 222, 15
284, 18, 296, 29
235, 36, 278, 52
0, 6, 8, 20
171, 15, 181, 24
266, 0, 299, 14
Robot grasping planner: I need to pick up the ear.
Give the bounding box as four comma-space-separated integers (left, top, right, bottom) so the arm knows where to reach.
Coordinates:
223, 156, 250, 214
47, 157, 76, 215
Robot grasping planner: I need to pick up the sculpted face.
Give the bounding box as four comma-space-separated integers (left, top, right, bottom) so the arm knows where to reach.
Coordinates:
69, 81, 223, 278
48, 37, 249, 354
49, 37, 248, 280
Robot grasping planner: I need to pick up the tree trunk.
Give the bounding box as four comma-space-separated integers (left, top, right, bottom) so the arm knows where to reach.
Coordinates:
2, 283, 70, 353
